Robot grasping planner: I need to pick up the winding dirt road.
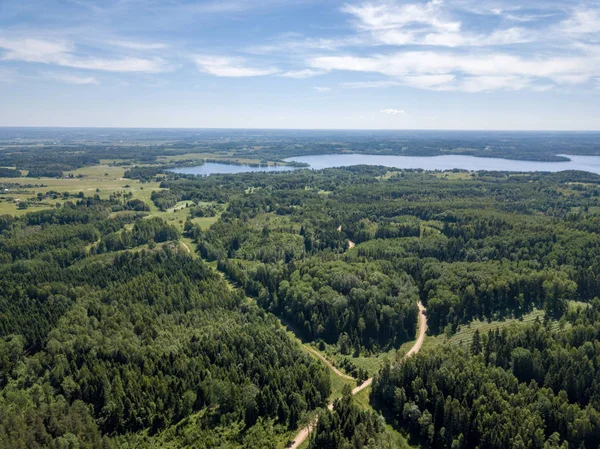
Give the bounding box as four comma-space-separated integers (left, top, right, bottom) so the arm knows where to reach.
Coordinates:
289, 301, 428, 449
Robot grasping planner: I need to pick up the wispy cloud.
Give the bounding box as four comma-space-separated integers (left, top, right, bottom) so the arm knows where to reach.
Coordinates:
342, 80, 401, 89
246, 35, 367, 55
0, 37, 170, 73
280, 69, 325, 79
194, 55, 278, 77
560, 8, 600, 35
343, 1, 535, 48
314, 86, 331, 92
109, 40, 168, 51
380, 108, 406, 115
46, 71, 99, 85
2, 0, 600, 97
309, 48, 600, 92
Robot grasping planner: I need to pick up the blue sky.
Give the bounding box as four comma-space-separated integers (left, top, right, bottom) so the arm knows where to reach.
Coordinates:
0, 0, 599, 130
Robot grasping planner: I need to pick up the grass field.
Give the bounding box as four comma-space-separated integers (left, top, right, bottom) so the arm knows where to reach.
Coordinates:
146, 200, 222, 232
0, 162, 228, 236
322, 345, 398, 377
0, 163, 163, 216
421, 308, 566, 351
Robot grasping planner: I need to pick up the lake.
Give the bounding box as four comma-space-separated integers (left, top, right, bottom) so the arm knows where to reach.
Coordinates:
171, 154, 600, 176
169, 162, 298, 176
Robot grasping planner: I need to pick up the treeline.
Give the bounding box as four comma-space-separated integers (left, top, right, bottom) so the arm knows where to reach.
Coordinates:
0, 167, 21, 177
217, 257, 418, 351
276, 259, 418, 350
417, 260, 576, 333
93, 217, 179, 253
310, 385, 394, 449
26, 167, 65, 178
123, 166, 163, 182
371, 301, 600, 448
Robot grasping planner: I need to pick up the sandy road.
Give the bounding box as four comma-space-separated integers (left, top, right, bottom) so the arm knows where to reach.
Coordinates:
288, 301, 427, 449
303, 346, 355, 381
406, 301, 427, 357
337, 225, 355, 249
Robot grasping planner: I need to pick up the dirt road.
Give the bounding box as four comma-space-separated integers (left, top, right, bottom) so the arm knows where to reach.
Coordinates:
337, 226, 355, 249
303, 346, 355, 381
406, 301, 427, 357
289, 301, 427, 449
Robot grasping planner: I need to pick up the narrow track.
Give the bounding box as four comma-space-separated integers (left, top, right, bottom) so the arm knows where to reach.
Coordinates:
303, 345, 355, 381
288, 301, 428, 449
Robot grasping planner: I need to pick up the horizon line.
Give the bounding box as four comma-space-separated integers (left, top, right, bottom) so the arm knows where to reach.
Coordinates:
1, 126, 600, 133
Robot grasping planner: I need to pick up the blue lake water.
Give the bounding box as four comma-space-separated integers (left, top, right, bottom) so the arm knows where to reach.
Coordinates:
285, 154, 600, 174
171, 154, 600, 176
169, 162, 298, 176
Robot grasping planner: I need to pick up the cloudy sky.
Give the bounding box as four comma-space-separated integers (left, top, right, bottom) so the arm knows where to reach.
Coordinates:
0, 0, 599, 129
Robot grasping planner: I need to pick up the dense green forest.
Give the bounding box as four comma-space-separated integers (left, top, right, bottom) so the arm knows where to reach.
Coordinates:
2, 153, 600, 447
309, 385, 394, 449
0, 198, 330, 448
371, 301, 600, 448
170, 166, 600, 446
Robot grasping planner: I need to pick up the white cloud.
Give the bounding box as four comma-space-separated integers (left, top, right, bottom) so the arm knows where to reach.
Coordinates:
0, 38, 72, 64
531, 84, 555, 92
561, 8, 600, 35
380, 108, 406, 115
46, 72, 99, 85
342, 1, 533, 48
457, 75, 533, 93
0, 37, 170, 73
194, 55, 278, 77
403, 74, 456, 90
280, 69, 325, 78
344, 1, 461, 34
309, 50, 600, 92
314, 86, 331, 92
343, 80, 401, 89
109, 40, 168, 51
247, 36, 365, 55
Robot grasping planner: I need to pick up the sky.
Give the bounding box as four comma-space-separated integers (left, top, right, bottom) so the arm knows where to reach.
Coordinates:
0, 0, 599, 130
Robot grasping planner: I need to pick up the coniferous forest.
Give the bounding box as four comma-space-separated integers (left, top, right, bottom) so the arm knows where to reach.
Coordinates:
2, 150, 600, 448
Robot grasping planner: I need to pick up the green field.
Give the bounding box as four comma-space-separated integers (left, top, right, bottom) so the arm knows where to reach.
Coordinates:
422, 308, 566, 350
0, 164, 226, 237
0, 164, 163, 216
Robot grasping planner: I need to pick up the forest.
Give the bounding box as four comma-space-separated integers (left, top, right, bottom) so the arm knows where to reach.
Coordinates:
2, 148, 600, 447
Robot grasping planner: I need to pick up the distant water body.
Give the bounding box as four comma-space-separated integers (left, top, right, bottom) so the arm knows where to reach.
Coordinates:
169, 162, 297, 176
172, 154, 600, 176
285, 154, 600, 174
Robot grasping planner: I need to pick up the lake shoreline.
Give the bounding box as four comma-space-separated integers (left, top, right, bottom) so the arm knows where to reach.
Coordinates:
171, 153, 600, 176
